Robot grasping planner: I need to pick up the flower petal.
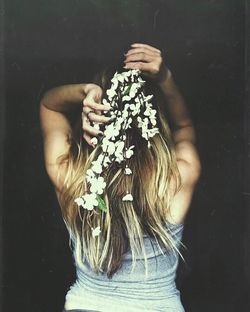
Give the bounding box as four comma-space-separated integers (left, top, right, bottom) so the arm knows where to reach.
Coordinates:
122, 193, 133, 201
92, 226, 101, 237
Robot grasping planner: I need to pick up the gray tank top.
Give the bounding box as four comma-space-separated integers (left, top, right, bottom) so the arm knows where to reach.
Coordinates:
64, 221, 185, 311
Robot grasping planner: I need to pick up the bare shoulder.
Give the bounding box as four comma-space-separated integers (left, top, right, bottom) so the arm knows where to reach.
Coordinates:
166, 141, 201, 224
40, 103, 72, 192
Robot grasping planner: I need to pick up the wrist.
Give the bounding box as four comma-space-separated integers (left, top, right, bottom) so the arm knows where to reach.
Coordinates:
63, 83, 86, 105
158, 67, 171, 88
83, 83, 97, 95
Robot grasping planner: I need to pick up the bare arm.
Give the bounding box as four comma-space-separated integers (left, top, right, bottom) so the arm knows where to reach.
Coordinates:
124, 43, 201, 223
39, 83, 110, 192
158, 69, 201, 182
159, 70, 196, 144
40, 83, 87, 192
158, 69, 201, 223
41, 83, 101, 112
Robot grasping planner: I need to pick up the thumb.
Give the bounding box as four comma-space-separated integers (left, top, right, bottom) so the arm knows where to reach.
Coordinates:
89, 87, 103, 103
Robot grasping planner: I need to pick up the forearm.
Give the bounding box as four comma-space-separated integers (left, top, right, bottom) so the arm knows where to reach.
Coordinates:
40, 83, 89, 112
159, 70, 196, 144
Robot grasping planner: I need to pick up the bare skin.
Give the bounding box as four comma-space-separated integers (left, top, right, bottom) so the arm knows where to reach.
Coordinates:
39, 43, 201, 225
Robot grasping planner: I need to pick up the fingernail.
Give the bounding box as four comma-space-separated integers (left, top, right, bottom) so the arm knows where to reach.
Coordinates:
106, 118, 115, 126
97, 132, 103, 137
90, 137, 98, 146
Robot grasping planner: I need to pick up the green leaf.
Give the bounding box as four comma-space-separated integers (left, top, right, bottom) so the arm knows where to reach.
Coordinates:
96, 194, 107, 212
124, 84, 132, 96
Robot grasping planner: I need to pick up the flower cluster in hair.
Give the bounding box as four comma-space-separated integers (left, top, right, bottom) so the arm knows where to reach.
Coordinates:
74, 69, 159, 237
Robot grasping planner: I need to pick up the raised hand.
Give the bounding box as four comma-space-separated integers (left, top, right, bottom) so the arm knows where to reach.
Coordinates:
82, 84, 112, 146
124, 43, 169, 83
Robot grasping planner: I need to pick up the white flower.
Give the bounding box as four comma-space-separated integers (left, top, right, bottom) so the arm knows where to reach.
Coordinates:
122, 70, 132, 79
121, 104, 130, 118
143, 94, 154, 102
150, 116, 157, 126
91, 160, 102, 174
114, 141, 125, 163
75, 69, 158, 236
129, 82, 141, 97
92, 226, 101, 237
93, 123, 100, 131
122, 193, 133, 201
102, 98, 111, 107
141, 131, 149, 140
106, 88, 117, 100
147, 127, 159, 138
90, 176, 106, 195
137, 116, 149, 130
90, 137, 98, 146
130, 101, 141, 116
138, 76, 145, 84
124, 117, 132, 130
86, 169, 95, 183
150, 108, 157, 117
144, 103, 153, 117
125, 167, 132, 175
102, 137, 116, 155
96, 154, 111, 168
122, 110, 128, 119
109, 111, 117, 118
131, 69, 140, 76
141, 127, 159, 141
122, 95, 131, 102
74, 197, 85, 207
104, 124, 120, 140
125, 145, 134, 159
82, 193, 98, 210
113, 71, 129, 83
111, 77, 119, 90
116, 116, 124, 126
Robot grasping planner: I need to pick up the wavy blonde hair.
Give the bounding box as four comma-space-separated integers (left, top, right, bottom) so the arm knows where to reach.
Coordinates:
57, 68, 184, 278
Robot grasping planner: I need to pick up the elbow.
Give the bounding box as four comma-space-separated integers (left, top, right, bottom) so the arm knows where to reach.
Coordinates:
176, 141, 202, 184
191, 156, 202, 185
39, 87, 54, 109
39, 91, 48, 108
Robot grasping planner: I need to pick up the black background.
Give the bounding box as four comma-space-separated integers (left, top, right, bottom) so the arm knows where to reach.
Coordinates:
3, 0, 249, 311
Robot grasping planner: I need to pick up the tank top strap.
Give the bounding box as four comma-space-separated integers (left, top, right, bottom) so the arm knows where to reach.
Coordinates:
165, 220, 184, 229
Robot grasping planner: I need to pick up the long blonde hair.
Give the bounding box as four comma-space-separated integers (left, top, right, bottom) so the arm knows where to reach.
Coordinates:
57, 68, 183, 278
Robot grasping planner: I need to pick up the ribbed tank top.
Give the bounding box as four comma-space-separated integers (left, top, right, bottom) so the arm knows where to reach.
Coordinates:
64, 221, 185, 312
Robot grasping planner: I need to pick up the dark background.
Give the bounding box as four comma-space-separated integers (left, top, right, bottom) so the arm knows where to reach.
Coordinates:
3, 0, 249, 311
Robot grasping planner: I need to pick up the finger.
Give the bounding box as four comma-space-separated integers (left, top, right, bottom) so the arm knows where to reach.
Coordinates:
82, 121, 103, 137
95, 110, 102, 116
124, 61, 158, 73
82, 112, 92, 129
124, 52, 155, 64
83, 98, 112, 111
131, 43, 161, 54
125, 47, 158, 57
83, 132, 95, 147
87, 87, 103, 103
83, 108, 114, 123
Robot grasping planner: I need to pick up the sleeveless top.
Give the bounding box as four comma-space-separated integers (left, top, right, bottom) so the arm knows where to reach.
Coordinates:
64, 221, 185, 312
